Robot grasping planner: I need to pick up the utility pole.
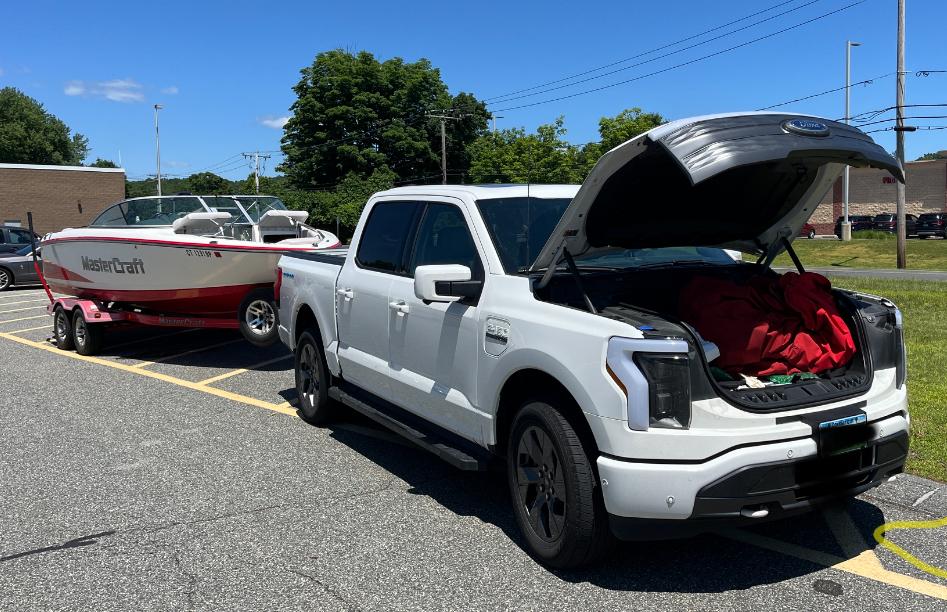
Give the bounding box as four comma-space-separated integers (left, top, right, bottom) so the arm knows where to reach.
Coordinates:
841, 40, 861, 241
427, 113, 470, 184
242, 151, 272, 194
491, 114, 504, 132
895, 0, 907, 268
154, 104, 164, 196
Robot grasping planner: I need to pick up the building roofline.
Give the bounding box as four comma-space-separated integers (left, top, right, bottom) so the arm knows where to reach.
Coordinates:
0, 163, 126, 173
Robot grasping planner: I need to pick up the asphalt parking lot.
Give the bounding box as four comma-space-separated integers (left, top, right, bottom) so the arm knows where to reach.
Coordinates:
1, 286, 946, 611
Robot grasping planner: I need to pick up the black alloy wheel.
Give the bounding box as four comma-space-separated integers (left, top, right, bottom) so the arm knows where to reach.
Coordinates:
515, 426, 567, 542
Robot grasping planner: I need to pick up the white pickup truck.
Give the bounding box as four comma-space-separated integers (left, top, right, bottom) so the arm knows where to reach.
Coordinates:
277, 112, 910, 568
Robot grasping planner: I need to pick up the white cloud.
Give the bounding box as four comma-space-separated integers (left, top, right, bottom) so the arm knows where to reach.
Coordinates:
63, 78, 145, 103
161, 86, 179, 95
259, 115, 289, 129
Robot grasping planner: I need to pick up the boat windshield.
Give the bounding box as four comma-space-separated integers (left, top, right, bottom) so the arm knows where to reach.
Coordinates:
201, 196, 253, 224
234, 196, 288, 223
90, 197, 206, 226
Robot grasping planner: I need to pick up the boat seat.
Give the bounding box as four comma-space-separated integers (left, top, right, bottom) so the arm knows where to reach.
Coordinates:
258, 210, 309, 229
172, 211, 232, 235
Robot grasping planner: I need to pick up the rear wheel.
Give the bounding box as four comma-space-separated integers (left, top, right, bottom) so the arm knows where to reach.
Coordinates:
294, 330, 334, 425
507, 399, 613, 568
72, 309, 103, 356
53, 307, 74, 351
0, 267, 12, 291
239, 288, 279, 347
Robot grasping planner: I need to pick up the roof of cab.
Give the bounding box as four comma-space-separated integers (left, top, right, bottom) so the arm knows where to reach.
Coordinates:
373, 184, 580, 201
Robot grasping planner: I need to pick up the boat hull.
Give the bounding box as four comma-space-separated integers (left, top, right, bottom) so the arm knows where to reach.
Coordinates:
41, 234, 295, 315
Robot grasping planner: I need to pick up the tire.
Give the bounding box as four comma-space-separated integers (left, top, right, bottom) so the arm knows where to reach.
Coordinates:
72, 309, 103, 356
507, 398, 613, 568
807, 229, 816, 239
239, 287, 279, 347
53, 307, 74, 351
0, 267, 12, 291
295, 330, 335, 425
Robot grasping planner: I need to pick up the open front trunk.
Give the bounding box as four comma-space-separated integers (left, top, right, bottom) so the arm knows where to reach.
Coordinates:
535, 264, 891, 411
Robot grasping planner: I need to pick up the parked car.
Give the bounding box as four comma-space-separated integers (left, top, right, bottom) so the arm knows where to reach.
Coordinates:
916, 212, 947, 239
0, 244, 42, 290
799, 223, 816, 239
833, 215, 874, 238
0, 225, 41, 254
873, 213, 918, 237
278, 113, 909, 568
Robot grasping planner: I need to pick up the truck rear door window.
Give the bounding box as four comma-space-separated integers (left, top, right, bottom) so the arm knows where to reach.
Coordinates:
355, 201, 423, 274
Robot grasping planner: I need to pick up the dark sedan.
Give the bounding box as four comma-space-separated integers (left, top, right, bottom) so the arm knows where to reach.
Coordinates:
874, 213, 918, 237
917, 212, 947, 239
833, 215, 874, 238
0, 244, 43, 291
0, 226, 41, 254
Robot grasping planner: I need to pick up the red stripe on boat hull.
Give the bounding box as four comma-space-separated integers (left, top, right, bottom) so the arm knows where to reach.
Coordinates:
44, 282, 270, 316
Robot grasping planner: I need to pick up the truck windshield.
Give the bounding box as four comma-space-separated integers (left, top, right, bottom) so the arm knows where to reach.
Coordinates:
476, 197, 573, 273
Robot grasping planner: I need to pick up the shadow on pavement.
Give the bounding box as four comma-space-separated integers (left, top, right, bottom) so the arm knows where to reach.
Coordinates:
326, 420, 889, 593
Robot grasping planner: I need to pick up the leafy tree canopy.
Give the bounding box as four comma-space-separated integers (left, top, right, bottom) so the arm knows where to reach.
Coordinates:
187, 171, 230, 194
916, 150, 947, 161
467, 108, 664, 184
0, 87, 89, 165
88, 158, 118, 168
279, 50, 489, 188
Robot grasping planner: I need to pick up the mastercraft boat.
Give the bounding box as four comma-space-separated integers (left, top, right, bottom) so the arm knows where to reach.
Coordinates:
41, 194, 339, 318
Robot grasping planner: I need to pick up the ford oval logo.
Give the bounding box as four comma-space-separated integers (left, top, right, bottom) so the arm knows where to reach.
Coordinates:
783, 118, 830, 137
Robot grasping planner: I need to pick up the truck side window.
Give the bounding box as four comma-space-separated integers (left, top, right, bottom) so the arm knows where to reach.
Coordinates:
408, 203, 482, 277
355, 201, 423, 274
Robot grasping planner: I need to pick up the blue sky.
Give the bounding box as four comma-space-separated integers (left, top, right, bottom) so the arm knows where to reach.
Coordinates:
1, 0, 944, 181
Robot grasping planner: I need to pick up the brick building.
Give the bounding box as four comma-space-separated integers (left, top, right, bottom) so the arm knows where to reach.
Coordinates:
809, 158, 947, 234
0, 163, 126, 234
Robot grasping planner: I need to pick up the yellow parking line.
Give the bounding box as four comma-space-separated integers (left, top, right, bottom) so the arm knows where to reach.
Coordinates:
6, 324, 51, 334
0, 315, 48, 325
0, 305, 46, 314
0, 331, 298, 418
197, 354, 293, 385
131, 338, 245, 369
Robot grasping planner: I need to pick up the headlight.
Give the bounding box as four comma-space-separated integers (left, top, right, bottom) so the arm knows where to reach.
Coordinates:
606, 337, 692, 430
894, 307, 906, 389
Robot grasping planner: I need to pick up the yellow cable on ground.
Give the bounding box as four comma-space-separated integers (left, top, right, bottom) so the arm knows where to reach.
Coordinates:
873, 516, 947, 580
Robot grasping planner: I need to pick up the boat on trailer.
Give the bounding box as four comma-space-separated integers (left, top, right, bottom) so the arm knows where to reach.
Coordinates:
39, 194, 340, 353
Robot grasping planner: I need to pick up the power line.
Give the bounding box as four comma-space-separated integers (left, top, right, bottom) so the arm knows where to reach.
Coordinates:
854, 114, 947, 129
484, 0, 812, 103
491, 0, 868, 113
486, 0, 824, 106
755, 73, 892, 111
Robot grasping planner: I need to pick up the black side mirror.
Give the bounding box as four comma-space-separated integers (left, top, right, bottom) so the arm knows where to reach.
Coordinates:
434, 279, 483, 302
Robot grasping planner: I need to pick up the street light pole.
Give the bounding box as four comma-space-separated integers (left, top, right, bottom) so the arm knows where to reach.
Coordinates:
154, 104, 164, 196
841, 40, 861, 242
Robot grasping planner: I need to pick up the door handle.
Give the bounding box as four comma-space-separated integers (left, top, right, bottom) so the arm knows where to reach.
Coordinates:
388, 300, 410, 316
336, 288, 354, 301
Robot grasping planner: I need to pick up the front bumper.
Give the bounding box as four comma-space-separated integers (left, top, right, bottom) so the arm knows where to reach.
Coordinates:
597, 412, 909, 539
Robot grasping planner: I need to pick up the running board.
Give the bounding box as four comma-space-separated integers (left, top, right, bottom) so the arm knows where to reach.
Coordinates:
328, 386, 491, 471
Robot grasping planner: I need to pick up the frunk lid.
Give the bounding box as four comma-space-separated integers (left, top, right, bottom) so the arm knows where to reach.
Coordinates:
530, 112, 903, 271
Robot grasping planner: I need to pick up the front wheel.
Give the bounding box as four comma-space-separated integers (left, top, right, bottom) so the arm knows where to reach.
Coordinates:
507, 399, 612, 568
53, 307, 74, 351
0, 267, 12, 291
72, 309, 104, 356
238, 287, 279, 347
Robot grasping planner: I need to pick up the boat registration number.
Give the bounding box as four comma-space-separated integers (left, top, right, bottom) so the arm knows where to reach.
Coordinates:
185, 249, 218, 258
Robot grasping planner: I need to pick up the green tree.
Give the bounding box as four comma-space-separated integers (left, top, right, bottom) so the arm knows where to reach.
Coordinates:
89, 158, 118, 168
916, 151, 947, 161
0, 87, 89, 165
467, 117, 584, 184
578, 107, 664, 174
187, 172, 230, 194
279, 50, 488, 188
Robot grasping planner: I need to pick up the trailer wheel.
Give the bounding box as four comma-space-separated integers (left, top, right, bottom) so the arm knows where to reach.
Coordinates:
295, 330, 335, 425
72, 309, 103, 356
53, 307, 74, 351
239, 288, 279, 347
